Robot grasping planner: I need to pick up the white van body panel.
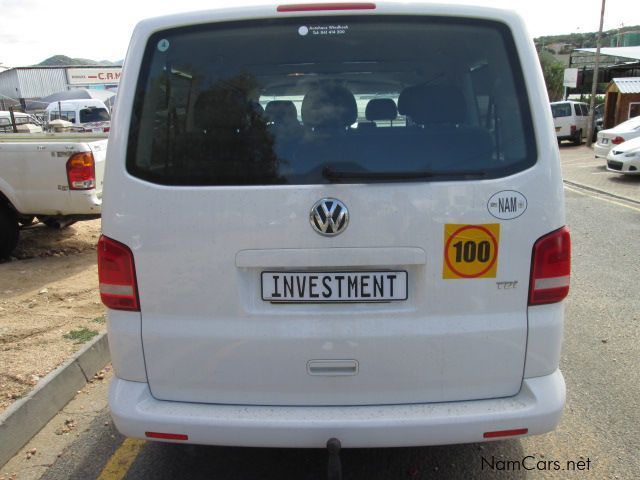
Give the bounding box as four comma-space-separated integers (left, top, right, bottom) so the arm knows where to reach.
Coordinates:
103, 2, 566, 446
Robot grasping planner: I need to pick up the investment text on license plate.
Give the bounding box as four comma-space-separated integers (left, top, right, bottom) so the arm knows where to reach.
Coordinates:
261, 271, 408, 303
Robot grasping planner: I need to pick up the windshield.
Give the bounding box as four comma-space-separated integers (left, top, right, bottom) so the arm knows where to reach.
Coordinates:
551, 103, 571, 118
128, 16, 536, 186
80, 107, 110, 123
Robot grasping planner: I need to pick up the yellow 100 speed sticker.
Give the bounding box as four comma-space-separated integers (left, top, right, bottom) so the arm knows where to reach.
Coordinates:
443, 224, 500, 279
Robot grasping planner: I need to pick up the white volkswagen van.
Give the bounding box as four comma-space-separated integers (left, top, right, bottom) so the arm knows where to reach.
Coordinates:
100, 2, 570, 449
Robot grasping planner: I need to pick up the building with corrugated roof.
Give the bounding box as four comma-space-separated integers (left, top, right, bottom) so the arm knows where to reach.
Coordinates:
567, 46, 640, 97
603, 77, 640, 128
0, 65, 121, 110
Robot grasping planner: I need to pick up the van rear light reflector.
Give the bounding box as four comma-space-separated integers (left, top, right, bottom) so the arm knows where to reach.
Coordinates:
98, 235, 140, 311
483, 428, 528, 439
529, 226, 571, 305
66, 152, 95, 190
277, 3, 376, 12
145, 432, 188, 441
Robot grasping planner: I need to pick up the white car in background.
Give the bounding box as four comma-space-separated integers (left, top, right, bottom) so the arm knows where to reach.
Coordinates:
606, 136, 640, 175
594, 115, 640, 158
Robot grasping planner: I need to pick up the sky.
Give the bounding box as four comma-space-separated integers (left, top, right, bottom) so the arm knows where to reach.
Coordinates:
1, 0, 638, 68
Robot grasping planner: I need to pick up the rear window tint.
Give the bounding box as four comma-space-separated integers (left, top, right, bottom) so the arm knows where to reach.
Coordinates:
127, 16, 536, 186
80, 108, 110, 123
551, 103, 571, 118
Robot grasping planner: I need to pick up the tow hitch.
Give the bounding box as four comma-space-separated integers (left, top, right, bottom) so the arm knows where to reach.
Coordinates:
327, 438, 342, 480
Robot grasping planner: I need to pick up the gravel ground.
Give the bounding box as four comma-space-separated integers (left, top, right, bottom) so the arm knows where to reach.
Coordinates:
0, 219, 105, 412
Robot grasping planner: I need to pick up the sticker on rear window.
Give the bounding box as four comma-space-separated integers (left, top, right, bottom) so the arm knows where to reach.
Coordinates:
303, 25, 350, 36
157, 39, 170, 52
443, 224, 500, 279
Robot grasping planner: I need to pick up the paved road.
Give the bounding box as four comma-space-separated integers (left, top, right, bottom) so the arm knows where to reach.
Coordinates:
14, 147, 640, 480
559, 143, 640, 203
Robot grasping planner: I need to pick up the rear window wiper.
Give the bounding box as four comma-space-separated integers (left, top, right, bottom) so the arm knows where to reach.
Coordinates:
322, 166, 487, 182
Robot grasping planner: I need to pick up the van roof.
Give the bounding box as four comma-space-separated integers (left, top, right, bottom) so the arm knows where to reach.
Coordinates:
132, 2, 525, 36
45, 99, 107, 110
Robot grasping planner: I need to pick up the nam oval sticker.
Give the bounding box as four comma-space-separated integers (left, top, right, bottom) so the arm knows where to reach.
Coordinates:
487, 191, 527, 220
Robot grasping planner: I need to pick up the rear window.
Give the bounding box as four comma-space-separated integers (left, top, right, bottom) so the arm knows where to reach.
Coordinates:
80, 107, 110, 123
127, 16, 536, 186
551, 103, 571, 118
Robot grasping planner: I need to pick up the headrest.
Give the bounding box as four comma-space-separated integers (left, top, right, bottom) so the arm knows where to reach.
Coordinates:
365, 98, 397, 121
265, 100, 298, 125
301, 84, 357, 130
398, 84, 467, 125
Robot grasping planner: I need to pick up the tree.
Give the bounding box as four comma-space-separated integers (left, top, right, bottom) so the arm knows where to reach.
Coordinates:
538, 51, 565, 101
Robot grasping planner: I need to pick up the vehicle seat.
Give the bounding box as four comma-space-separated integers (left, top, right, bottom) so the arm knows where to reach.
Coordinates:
301, 84, 357, 135
265, 100, 303, 140
396, 84, 494, 169
364, 98, 398, 127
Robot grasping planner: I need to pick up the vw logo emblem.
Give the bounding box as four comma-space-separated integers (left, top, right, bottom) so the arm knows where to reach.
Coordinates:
310, 198, 349, 236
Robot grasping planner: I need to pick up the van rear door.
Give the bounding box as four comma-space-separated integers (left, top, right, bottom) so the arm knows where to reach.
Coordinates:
107, 13, 560, 406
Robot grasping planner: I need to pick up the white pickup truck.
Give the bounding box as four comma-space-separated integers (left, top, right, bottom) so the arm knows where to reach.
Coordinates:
0, 133, 107, 257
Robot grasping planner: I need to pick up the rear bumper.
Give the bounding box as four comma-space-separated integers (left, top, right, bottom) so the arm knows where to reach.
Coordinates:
594, 144, 610, 158
67, 190, 102, 215
109, 370, 565, 448
556, 135, 575, 142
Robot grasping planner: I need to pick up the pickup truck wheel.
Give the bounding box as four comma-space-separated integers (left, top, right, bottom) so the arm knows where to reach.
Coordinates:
0, 207, 19, 258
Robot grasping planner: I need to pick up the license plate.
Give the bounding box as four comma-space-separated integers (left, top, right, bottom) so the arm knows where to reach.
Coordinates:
602, 138, 609, 144
261, 271, 408, 303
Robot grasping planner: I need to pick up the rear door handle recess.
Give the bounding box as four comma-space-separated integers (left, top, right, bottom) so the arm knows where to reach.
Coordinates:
307, 360, 359, 376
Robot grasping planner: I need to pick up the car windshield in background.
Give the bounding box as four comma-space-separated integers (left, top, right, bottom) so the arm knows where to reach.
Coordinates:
551, 103, 571, 118
80, 108, 110, 123
128, 16, 536, 186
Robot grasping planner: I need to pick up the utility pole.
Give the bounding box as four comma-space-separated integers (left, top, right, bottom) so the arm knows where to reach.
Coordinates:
586, 0, 606, 147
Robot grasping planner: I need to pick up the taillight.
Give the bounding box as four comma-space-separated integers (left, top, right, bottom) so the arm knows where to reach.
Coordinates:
145, 432, 188, 441
277, 3, 376, 12
612, 136, 625, 145
103, 127, 110, 133
98, 235, 139, 311
529, 227, 571, 305
483, 428, 528, 439
66, 152, 95, 190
